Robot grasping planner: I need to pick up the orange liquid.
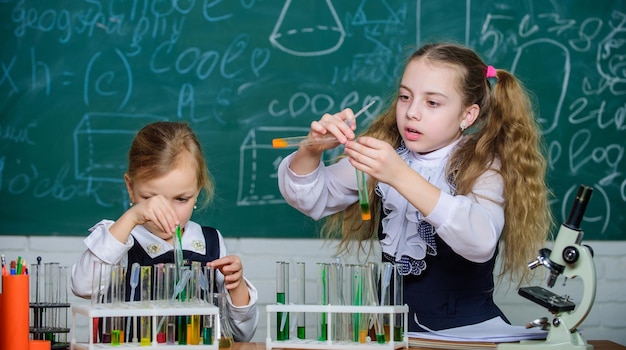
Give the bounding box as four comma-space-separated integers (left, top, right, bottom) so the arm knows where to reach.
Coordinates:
361, 203, 371, 220
272, 139, 288, 148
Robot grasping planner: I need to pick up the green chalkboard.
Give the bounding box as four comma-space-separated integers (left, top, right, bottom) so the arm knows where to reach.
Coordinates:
1, 0, 624, 239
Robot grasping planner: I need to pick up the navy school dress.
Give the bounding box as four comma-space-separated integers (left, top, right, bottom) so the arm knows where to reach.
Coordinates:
381, 231, 509, 332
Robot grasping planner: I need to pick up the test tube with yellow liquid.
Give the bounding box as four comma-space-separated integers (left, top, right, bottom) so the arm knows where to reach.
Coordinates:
139, 265, 152, 346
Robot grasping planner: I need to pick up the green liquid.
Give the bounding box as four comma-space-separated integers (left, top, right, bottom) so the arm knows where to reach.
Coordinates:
394, 326, 402, 341
111, 330, 121, 346
376, 333, 386, 344
276, 292, 289, 340
352, 314, 360, 342
202, 327, 213, 345
360, 203, 371, 220
177, 316, 187, 345
318, 322, 327, 341
297, 326, 306, 339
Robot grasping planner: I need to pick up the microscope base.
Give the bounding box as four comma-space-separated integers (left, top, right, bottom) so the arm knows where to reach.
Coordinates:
497, 321, 592, 350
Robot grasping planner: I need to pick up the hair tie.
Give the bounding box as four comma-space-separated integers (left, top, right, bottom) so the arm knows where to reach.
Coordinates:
486, 65, 497, 89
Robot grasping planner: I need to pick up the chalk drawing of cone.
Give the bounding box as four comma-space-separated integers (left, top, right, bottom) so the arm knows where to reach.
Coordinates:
269, 0, 346, 57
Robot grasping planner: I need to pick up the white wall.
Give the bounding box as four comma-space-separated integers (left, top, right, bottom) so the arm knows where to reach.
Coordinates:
1, 235, 624, 346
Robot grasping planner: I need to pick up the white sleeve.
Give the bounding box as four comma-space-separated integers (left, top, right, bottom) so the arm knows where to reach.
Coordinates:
215, 230, 259, 342
70, 220, 134, 299
426, 167, 505, 263
277, 153, 359, 220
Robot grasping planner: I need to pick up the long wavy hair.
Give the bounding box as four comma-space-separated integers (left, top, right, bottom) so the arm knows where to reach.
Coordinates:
322, 43, 554, 285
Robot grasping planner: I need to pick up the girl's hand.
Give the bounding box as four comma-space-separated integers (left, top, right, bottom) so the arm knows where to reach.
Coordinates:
125, 195, 179, 239
305, 108, 358, 151
208, 255, 250, 306
344, 136, 407, 186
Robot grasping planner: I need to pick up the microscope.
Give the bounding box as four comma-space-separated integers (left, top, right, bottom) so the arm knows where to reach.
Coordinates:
499, 184, 596, 350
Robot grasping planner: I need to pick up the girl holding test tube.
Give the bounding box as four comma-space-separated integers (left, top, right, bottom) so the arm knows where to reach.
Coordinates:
71, 121, 258, 342
277, 43, 553, 332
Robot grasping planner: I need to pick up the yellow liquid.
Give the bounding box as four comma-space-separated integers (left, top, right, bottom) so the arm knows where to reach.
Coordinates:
219, 336, 234, 348
189, 315, 200, 344
359, 329, 368, 343
140, 337, 151, 346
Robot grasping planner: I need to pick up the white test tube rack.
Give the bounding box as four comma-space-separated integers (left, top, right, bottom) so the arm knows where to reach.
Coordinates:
70, 301, 219, 349
265, 304, 408, 350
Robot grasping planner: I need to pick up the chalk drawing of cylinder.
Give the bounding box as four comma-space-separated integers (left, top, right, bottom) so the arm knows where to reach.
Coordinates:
269, 0, 345, 56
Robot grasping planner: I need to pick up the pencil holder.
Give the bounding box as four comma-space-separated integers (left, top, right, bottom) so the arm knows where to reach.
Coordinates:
0, 274, 30, 350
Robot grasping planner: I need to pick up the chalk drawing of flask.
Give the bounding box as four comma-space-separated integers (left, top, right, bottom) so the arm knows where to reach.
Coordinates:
269, 0, 346, 56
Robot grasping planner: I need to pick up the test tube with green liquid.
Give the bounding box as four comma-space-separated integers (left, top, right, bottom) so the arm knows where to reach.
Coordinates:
356, 169, 371, 220
295, 262, 306, 339
351, 265, 366, 343
316, 263, 329, 341
275, 261, 289, 340
110, 265, 125, 345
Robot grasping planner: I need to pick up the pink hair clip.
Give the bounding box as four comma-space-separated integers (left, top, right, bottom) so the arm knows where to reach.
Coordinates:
486, 65, 497, 78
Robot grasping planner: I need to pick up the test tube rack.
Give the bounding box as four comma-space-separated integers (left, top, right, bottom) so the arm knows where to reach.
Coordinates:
70, 301, 218, 349
265, 304, 408, 350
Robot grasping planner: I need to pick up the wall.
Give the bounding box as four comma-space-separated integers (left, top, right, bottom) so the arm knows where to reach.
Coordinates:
1, 235, 624, 346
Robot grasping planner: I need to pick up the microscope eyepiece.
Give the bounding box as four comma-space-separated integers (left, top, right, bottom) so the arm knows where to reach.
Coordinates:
565, 185, 593, 230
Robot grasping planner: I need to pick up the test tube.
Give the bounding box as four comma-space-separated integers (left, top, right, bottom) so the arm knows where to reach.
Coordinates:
393, 264, 404, 342
30, 260, 43, 340
327, 262, 344, 341
90, 261, 103, 343
275, 261, 289, 341
202, 265, 215, 345
350, 264, 365, 343
189, 262, 202, 344
153, 263, 166, 343
365, 263, 385, 344
140, 265, 152, 345
110, 265, 125, 345
295, 262, 306, 339
356, 169, 371, 220
380, 262, 393, 341
163, 263, 176, 344
177, 267, 189, 345
316, 263, 329, 341
44, 262, 60, 343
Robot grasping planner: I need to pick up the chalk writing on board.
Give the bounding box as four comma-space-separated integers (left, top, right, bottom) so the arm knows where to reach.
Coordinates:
0, 1, 623, 239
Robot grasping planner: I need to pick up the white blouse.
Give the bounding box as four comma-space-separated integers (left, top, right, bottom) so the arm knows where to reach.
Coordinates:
277, 140, 505, 264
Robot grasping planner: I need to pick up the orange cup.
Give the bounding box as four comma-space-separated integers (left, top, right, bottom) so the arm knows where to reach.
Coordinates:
0, 274, 30, 350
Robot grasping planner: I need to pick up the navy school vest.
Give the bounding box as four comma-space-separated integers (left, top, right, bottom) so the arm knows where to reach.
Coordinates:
380, 230, 509, 332
125, 226, 221, 301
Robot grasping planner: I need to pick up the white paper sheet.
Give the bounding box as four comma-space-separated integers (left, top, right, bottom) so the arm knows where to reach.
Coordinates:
408, 317, 548, 343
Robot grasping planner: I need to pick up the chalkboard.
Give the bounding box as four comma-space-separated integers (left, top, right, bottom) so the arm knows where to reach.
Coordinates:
1, 0, 624, 240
